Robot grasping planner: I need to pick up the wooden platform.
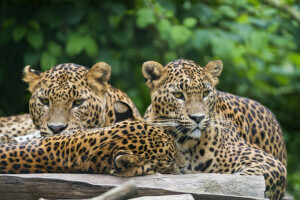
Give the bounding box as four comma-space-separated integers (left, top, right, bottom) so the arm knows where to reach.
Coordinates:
0, 173, 268, 200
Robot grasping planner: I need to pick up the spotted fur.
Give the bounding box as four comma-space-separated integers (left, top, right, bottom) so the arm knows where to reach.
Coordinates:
0, 101, 186, 176
0, 62, 141, 142
143, 59, 287, 200
0, 114, 35, 142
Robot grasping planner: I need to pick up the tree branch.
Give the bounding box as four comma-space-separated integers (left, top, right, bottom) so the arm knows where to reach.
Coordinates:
261, 0, 300, 24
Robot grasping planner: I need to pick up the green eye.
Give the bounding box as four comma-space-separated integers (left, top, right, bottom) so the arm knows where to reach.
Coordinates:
73, 99, 85, 107
203, 91, 210, 97
172, 92, 184, 100
39, 98, 49, 106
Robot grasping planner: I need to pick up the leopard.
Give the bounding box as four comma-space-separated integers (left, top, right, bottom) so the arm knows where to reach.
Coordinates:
0, 114, 35, 141
0, 62, 141, 143
142, 59, 287, 200
0, 101, 186, 176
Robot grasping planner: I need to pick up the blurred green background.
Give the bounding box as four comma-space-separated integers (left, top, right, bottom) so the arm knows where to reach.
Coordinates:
0, 0, 299, 198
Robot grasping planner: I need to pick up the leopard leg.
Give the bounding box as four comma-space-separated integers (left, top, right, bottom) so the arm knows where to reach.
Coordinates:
237, 152, 287, 200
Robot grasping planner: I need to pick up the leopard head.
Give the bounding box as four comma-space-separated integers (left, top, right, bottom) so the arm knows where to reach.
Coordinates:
143, 59, 223, 150
23, 62, 112, 136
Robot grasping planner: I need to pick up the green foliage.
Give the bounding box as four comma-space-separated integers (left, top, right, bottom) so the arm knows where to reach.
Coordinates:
0, 0, 299, 197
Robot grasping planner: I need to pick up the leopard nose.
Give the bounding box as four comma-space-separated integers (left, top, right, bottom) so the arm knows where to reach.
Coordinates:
188, 114, 205, 124
47, 124, 68, 134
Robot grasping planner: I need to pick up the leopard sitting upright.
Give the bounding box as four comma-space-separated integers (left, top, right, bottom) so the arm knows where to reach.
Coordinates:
142, 59, 287, 199
0, 101, 186, 176
0, 62, 141, 143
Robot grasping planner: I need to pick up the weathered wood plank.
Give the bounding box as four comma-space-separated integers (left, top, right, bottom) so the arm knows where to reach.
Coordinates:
0, 173, 266, 200
130, 194, 195, 200
89, 180, 138, 200
283, 192, 294, 200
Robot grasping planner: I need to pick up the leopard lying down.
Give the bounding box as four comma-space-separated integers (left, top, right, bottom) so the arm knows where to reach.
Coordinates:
0, 101, 185, 176
0, 114, 35, 142
0, 61, 141, 143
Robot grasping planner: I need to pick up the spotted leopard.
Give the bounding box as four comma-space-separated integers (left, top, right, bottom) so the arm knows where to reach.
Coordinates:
0, 62, 141, 143
0, 114, 35, 142
0, 101, 185, 176
143, 59, 287, 199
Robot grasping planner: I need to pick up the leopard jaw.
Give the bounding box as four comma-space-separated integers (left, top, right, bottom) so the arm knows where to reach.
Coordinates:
190, 128, 202, 138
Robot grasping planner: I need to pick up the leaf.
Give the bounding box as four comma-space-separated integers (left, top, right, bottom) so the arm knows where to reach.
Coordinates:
237, 14, 249, 24
139, 46, 160, 59
109, 15, 122, 28
13, 26, 26, 42
65, 7, 85, 25
89, 11, 106, 31
28, 19, 40, 30
136, 7, 156, 28
84, 36, 98, 57
249, 31, 268, 50
24, 52, 40, 65
211, 37, 235, 60
183, 17, 197, 28
193, 29, 215, 50
249, 18, 268, 28
48, 42, 62, 57
111, 3, 126, 16
164, 51, 177, 63
2, 18, 15, 28
170, 25, 192, 45
26, 31, 43, 50
157, 19, 172, 40
65, 34, 85, 57
110, 27, 133, 47
183, 1, 192, 9
192, 3, 214, 26
56, 29, 71, 43
41, 52, 56, 71
218, 5, 237, 19
288, 53, 300, 67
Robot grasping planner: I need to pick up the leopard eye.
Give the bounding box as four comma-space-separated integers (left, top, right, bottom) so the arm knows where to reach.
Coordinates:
203, 90, 210, 98
72, 99, 85, 107
172, 92, 185, 100
39, 98, 49, 106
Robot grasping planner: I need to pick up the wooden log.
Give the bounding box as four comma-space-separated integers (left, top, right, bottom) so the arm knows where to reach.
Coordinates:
0, 173, 267, 200
283, 192, 294, 200
130, 194, 195, 200
91, 180, 138, 200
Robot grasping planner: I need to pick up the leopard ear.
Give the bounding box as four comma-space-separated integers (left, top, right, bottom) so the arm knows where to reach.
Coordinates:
113, 150, 141, 170
114, 101, 137, 123
22, 65, 42, 93
204, 60, 223, 86
86, 62, 111, 94
142, 61, 166, 90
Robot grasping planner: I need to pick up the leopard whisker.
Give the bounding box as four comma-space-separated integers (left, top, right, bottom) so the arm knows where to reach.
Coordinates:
209, 119, 242, 129
172, 126, 185, 139
208, 123, 237, 135
150, 122, 179, 127
210, 117, 239, 124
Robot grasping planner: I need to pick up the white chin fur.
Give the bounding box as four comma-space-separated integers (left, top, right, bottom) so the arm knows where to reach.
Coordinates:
190, 129, 202, 138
